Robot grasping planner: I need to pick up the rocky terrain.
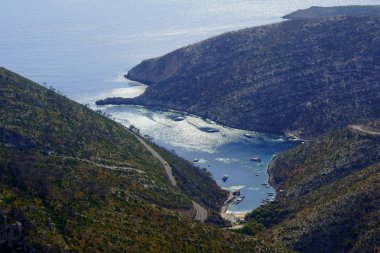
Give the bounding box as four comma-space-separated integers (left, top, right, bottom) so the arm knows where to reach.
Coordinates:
98, 14, 380, 138
242, 120, 380, 252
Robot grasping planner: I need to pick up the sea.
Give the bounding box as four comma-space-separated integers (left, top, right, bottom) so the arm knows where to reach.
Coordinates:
1, 0, 378, 213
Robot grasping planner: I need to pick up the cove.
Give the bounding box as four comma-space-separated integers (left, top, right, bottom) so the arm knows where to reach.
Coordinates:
94, 81, 297, 213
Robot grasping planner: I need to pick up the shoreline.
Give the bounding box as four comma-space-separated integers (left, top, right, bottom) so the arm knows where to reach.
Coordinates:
97, 101, 289, 140
220, 192, 248, 224
220, 154, 282, 225
100, 77, 312, 140
98, 77, 290, 137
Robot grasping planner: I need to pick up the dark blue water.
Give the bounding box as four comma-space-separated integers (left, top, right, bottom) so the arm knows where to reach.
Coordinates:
161, 137, 295, 212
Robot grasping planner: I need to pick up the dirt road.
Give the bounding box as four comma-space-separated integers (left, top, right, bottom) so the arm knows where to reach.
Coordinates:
129, 129, 208, 222
349, 125, 380, 136
133, 134, 177, 186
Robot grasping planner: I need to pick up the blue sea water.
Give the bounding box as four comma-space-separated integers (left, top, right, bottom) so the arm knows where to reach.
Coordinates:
1, 0, 378, 212
99, 104, 296, 212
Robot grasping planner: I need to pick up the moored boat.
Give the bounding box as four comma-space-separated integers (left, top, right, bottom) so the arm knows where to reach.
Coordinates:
250, 157, 261, 162
244, 133, 254, 138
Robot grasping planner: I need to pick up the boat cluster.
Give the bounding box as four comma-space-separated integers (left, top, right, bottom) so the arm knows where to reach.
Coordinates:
261, 192, 275, 205
231, 188, 245, 205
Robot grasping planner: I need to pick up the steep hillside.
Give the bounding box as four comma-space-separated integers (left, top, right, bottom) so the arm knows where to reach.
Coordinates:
242, 120, 380, 252
98, 14, 380, 138
0, 67, 288, 252
283, 5, 380, 20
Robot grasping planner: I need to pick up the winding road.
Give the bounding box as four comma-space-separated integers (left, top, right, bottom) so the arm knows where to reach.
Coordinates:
192, 201, 208, 222
133, 134, 177, 186
129, 129, 208, 222
349, 125, 380, 136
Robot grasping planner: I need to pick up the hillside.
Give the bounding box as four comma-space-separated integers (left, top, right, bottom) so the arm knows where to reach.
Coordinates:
0, 67, 289, 252
242, 120, 380, 252
283, 5, 380, 20
97, 14, 380, 138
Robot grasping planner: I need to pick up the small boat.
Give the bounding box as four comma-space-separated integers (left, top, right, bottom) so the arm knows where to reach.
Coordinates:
255, 174, 259, 176
222, 175, 228, 182
172, 116, 185, 121
244, 133, 254, 138
192, 159, 200, 163
250, 157, 261, 162
233, 196, 245, 204
262, 183, 268, 186
199, 127, 220, 133
143, 134, 154, 141
268, 193, 274, 196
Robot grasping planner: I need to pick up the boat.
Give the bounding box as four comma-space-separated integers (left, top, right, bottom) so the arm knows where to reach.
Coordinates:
143, 134, 154, 141
244, 133, 254, 138
172, 116, 185, 121
222, 175, 228, 182
192, 159, 200, 163
233, 196, 245, 204
199, 127, 219, 133
250, 157, 261, 162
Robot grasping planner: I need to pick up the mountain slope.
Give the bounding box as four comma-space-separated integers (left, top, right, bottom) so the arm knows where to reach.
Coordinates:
98, 14, 380, 138
242, 120, 380, 252
0, 67, 288, 252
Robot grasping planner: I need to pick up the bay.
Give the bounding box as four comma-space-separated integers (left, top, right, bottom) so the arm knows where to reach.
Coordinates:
1, 0, 377, 212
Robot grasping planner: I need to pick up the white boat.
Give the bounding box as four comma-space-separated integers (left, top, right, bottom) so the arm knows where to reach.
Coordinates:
244, 133, 254, 138
250, 157, 261, 162
173, 116, 185, 121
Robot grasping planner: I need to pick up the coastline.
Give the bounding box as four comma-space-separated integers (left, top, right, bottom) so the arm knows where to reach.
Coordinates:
220, 192, 237, 223
97, 77, 290, 136
220, 154, 283, 225
220, 192, 249, 224
267, 154, 280, 191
